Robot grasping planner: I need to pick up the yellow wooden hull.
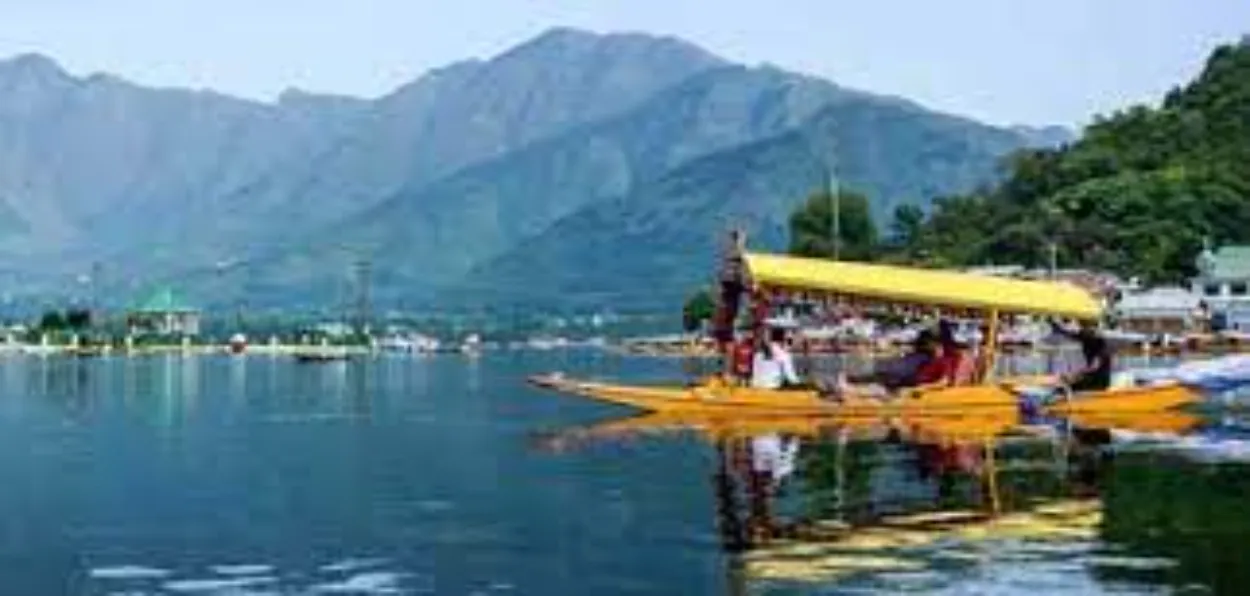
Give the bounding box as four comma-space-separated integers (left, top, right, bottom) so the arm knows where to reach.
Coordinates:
526, 374, 1202, 418
1041, 382, 1199, 414
553, 410, 1023, 444
545, 407, 1202, 448
1062, 410, 1203, 434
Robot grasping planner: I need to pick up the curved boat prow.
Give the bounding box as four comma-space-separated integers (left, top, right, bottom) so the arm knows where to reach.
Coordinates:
1042, 381, 1202, 415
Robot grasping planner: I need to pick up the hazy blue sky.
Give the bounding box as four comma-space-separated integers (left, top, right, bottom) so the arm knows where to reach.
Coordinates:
1, 0, 1246, 126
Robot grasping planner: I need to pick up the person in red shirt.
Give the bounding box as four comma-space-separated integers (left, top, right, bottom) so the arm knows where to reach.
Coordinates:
912, 342, 952, 385
909, 320, 976, 386
732, 332, 756, 382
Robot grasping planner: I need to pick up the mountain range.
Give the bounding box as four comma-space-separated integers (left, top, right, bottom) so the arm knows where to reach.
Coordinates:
0, 27, 1071, 314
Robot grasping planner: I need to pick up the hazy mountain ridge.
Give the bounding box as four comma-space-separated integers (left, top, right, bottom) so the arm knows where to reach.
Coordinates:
0, 28, 1050, 311
451, 98, 1033, 309
221, 28, 728, 245
214, 65, 866, 304
0, 29, 727, 297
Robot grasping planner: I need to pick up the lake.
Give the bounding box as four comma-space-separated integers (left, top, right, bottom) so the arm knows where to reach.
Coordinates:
0, 350, 1246, 595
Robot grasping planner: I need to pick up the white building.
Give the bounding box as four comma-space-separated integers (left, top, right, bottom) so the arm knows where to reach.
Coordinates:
1113, 287, 1202, 335
128, 288, 201, 337
1191, 244, 1250, 331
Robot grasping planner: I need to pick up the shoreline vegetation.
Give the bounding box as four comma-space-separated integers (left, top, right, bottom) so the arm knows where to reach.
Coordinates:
786, 42, 1250, 286
671, 41, 1250, 364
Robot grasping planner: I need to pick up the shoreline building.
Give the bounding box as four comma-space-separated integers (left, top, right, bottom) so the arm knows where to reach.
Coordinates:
127, 287, 201, 337
1112, 287, 1203, 336
1191, 244, 1250, 331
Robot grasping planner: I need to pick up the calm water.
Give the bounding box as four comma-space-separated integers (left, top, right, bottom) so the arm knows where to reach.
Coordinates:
0, 350, 1246, 595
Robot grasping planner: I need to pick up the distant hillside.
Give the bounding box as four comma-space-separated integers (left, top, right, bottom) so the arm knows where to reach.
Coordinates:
0, 28, 1052, 312
0, 28, 724, 299
893, 40, 1250, 283
198, 28, 729, 250
451, 99, 1031, 310
211, 66, 907, 305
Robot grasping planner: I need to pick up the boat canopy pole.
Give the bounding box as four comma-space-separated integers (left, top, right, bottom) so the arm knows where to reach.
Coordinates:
979, 310, 1001, 382
984, 437, 1001, 516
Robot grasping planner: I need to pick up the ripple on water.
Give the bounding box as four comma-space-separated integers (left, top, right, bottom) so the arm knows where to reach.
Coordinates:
318, 557, 389, 573
310, 571, 408, 593
877, 569, 945, 590
210, 564, 275, 576
89, 565, 173, 580
260, 413, 360, 424
162, 576, 277, 592
1085, 554, 1179, 571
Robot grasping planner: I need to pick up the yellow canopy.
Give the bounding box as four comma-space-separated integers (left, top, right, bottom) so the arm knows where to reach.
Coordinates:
743, 252, 1102, 320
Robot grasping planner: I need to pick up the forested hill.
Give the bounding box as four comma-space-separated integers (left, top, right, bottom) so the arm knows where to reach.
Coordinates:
886, 41, 1250, 282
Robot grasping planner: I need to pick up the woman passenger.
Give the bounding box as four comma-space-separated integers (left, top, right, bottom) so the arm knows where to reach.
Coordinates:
750, 327, 801, 389
923, 320, 976, 386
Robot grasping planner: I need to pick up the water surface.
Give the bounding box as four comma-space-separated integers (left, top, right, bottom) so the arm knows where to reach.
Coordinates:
0, 351, 1244, 594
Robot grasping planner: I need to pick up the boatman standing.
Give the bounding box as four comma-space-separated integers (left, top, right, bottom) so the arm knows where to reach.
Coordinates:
1049, 319, 1114, 392
715, 229, 749, 380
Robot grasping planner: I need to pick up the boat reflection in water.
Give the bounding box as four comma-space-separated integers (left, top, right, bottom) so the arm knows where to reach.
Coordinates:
533, 408, 1250, 593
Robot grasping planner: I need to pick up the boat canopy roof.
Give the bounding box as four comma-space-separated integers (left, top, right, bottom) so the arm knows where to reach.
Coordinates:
742, 252, 1102, 320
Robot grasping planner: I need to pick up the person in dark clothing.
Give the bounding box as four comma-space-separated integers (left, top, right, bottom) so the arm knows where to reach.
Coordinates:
1050, 319, 1114, 392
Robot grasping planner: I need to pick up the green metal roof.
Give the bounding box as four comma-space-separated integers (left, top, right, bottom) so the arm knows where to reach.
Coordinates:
1204, 246, 1250, 281
132, 287, 198, 314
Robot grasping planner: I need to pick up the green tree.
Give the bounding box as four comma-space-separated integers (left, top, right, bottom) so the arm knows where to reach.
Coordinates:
888, 204, 926, 249
891, 41, 1250, 282
682, 288, 716, 333
38, 310, 66, 332
66, 309, 91, 331
789, 189, 878, 260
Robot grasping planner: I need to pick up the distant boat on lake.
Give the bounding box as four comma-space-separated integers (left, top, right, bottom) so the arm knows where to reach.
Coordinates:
293, 345, 350, 363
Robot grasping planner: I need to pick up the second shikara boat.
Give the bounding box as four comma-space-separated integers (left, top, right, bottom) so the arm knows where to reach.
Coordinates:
527, 238, 1204, 418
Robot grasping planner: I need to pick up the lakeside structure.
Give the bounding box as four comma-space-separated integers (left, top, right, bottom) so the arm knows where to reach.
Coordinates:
964, 244, 1250, 349
127, 287, 201, 337
1113, 287, 1204, 336
1192, 244, 1250, 331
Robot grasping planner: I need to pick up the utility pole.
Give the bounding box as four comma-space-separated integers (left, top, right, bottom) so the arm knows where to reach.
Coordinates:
353, 257, 372, 337
89, 261, 102, 319
1048, 241, 1058, 279
805, 117, 840, 261
829, 166, 841, 261
826, 146, 841, 261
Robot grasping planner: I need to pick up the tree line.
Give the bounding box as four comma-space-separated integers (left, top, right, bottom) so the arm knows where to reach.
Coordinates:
796, 41, 1250, 283
682, 41, 1250, 327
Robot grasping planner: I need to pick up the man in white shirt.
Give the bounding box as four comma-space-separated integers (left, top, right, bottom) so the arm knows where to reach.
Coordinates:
751, 327, 801, 389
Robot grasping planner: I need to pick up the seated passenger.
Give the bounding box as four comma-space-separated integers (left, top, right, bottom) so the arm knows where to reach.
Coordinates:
927, 320, 977, 386
750, 327, 801, 389
823, 329, 940, 399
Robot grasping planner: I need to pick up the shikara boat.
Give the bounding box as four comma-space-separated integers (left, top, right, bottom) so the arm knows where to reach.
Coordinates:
527, 244, 1203, 418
